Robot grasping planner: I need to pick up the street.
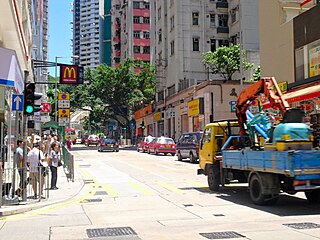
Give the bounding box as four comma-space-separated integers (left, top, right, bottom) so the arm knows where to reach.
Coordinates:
1, 145, 320, 240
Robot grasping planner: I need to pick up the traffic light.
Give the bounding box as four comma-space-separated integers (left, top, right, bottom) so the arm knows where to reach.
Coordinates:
140, 121, 145, 129
23, 83, 43, 115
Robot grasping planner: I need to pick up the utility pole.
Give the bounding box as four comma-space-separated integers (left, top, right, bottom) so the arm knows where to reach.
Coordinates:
239, 0, 243, 91
22, 70, 29, 202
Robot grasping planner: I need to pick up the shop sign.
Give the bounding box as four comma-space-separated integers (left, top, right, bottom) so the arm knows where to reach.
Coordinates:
301, 100, 315, 116
309, 45, 320, 77
153, 112, 162, 122
188, 98, 204, 117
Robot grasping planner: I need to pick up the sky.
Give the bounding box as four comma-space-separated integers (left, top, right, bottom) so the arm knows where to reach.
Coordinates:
48, 0, 74, 67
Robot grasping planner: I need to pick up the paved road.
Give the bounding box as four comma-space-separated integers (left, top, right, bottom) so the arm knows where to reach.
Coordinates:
1, 145, 320, 240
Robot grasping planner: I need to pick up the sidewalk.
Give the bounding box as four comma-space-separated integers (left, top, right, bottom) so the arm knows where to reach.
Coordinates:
0, 166, 84, 217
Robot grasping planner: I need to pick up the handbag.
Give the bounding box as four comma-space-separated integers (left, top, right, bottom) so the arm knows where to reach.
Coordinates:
58, 160, 62, 167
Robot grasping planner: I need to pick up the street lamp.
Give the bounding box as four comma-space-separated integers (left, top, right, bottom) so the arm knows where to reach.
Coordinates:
54, 55, 79, 122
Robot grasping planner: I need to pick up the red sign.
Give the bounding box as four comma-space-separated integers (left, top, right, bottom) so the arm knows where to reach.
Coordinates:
60, 65, 78, 84
41, 102, 52, 113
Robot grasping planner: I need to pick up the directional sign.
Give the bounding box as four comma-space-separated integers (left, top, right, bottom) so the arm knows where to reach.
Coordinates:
58, 100, 70, 108
58, 118, 70, 126
58, 108, 70, 118
41, 102, 52, 113
230, 101, 236, 113
12, 94, 23, 111
58, 93, 70, 100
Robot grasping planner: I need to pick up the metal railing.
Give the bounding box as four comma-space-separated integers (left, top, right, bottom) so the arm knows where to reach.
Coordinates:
62, 146, 74, 182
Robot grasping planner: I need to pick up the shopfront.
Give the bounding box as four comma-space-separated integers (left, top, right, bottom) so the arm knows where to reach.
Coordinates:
188, 98, 205, 132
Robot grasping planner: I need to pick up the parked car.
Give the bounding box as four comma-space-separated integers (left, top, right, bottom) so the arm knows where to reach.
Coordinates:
85, 135, 99, 146
98, 138, 119, 152
148, 137, 176, 156
137, 135, 154, 152
81, 135, 88, 144
176, 132, 202, 163
75, 138, 82, 144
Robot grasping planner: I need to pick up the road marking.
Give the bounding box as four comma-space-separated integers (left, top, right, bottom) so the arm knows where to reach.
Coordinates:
156, 164, 180, 171
185, 180, 207, 188
157, 181, 184, 194
128, 182, 153, 196
100, 183, 119, 198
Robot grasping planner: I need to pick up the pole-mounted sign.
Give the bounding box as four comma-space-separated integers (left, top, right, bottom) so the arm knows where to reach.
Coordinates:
60, 64, 84, 85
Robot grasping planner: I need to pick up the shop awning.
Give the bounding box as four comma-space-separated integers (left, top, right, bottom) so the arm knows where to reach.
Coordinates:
283, 85, 320, 103
0, 47, 24, 93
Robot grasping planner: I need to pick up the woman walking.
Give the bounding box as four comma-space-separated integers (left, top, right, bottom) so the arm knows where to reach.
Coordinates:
49, 142, 59, 190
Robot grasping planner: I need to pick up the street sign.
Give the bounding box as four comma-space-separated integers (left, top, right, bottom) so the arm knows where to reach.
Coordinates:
58, 108, 70, 118
58, 93, 70, 100
12, 94, 23, 111
41, 102, 52, 113
34, 112, 41, 123
58, 118, 70, 126
41, 115, 51, 123
230, 101, 236, 113
58, 100, 70, 108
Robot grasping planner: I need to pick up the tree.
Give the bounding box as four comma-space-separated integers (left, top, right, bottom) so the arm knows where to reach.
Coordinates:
202, 44, 253, 82
252, 66, 261, 82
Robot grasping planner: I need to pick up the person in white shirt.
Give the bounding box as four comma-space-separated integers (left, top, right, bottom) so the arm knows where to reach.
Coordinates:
27, 142, 45, 198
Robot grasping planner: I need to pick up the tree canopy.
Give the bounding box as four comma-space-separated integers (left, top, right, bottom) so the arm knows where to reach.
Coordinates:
202, 44, 253, 82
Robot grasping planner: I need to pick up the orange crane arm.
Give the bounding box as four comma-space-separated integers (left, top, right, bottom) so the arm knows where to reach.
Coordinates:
236, 77, 290, 135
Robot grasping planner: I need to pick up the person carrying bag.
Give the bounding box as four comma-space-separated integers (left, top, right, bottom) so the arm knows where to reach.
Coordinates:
48, 142, 60, 190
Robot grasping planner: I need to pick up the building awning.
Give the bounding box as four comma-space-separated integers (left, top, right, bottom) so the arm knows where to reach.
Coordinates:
283, 85, 320, 103
0, 47, 24, 93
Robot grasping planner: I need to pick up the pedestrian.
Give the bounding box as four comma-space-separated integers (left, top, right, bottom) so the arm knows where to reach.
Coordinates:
66, 136, 72, 151
48, 142, 59, 190
27, 142, 46, 199
15, 140, 24, 196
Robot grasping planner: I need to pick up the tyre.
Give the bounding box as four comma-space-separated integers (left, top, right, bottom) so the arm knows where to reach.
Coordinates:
177, 152, 182, 161
189, 152, 197, 163
171, 153, 175, 156
208, 164, 220, 192
305, 190, 320, 203
249, 174, 267, 205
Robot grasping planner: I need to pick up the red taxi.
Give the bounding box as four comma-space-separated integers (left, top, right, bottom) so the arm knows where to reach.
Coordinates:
148, 137, 176, 156
137, 136, 154, 153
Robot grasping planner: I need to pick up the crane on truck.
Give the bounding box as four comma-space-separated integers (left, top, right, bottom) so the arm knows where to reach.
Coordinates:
198, 77, 320, 205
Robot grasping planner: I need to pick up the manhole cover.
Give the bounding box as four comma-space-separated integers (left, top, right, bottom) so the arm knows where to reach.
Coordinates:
283, 222, 320, 229
87, 227, 137, 238
81, 199, 102, 203
79, 164, 91, 168
199, 231, 245, 239
95, 191, 108, 195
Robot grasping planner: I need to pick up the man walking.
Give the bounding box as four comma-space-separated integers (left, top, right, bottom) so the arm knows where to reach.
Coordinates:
15, 140, 24, 196
27, 142, 46, 199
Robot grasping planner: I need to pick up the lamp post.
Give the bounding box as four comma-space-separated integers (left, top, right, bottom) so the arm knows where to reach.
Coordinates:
54, 55, 79, 122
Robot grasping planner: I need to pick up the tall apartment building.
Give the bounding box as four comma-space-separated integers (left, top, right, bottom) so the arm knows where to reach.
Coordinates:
111, 0, 151, 67
72, 0, 112, 68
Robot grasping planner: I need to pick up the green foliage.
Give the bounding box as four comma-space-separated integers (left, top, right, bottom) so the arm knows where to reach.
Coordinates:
202, 44, 253, 82
252, 66, 261, 82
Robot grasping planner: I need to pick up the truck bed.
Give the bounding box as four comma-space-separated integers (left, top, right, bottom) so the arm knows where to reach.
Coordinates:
222, 149, 320, 179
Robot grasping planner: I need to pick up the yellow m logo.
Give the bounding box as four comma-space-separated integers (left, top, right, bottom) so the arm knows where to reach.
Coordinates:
63, 67, 76, 79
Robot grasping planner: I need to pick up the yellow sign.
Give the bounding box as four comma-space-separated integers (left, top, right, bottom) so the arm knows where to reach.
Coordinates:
58, 108, 70, 118
153, 112, 162, 122
58, 93, 70, 100
188, 98, 204, 116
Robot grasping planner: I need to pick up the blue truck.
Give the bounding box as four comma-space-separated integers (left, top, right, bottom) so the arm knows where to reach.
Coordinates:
198, 78, 320, 205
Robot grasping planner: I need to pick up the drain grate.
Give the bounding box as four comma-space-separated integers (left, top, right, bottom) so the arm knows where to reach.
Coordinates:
199, 231, 245, 239
183, 204, 193, 207
87, 227, 137, 238
283, 222, 320, 229
179, 187, 195, 190
94, 191, 108, 195
83, 179, 95, 184
81, 198, 102, 203
213, 214, 225, 217
79, 164, 91, 168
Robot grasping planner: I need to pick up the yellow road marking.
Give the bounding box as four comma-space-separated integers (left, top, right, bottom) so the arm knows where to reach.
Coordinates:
185, 180, 207, 188
157, 181, 184, 194
128, 182, 153, 196
100, 183, 119, 198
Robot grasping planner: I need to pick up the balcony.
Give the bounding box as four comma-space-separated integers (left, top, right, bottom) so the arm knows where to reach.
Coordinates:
216, 1, 228, 9
217, 26, 229, 34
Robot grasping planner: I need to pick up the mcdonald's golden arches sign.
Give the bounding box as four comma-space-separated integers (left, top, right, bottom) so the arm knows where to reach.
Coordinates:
60, 65, 78, 84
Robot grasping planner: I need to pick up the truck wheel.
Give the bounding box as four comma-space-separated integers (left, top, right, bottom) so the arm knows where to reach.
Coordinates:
189, 153, 197, 163
305, 190, 320, 203
177, 152, 182, 161
208, 164, 220, 192
249, 174, 267, 205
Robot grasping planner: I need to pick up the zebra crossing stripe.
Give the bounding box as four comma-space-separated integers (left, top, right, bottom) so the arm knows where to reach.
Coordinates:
128, 182, 154, 196
157, 181, 184, 194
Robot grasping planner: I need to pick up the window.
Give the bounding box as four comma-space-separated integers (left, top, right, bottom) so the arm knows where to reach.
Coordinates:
143, 17, 150, 23
158, 29, 162, 42
133, 46, 140, 53
210, 39, 216, 52
133, 31, 140, 38
170, 41, 175, 55
193, 37, 199, 51
218, 14, 228, 27
143, 31, 150, 39
218, 39, 229, 47
158, 7, 161, 20
192, 12, 199, 25
133, 1, 140, 9
144, 2, 150, 9
170, 16, 174, 30
210, 14, 215, 27
143, 46, 150, 54
133, 16, 140, 23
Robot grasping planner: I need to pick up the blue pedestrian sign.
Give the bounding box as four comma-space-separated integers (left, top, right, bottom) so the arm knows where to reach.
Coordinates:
12, 94, 23, 111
